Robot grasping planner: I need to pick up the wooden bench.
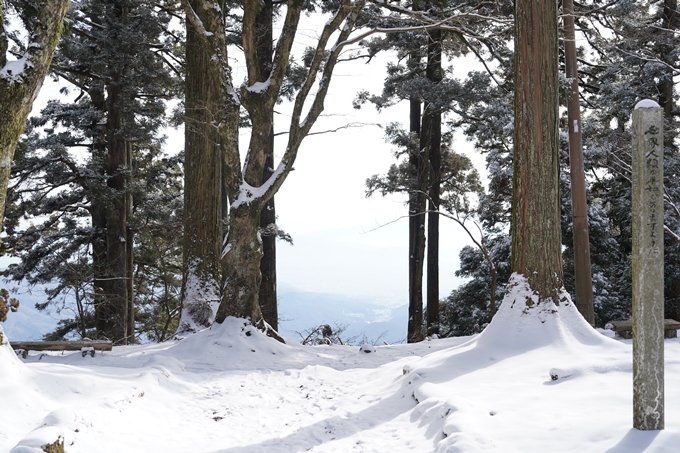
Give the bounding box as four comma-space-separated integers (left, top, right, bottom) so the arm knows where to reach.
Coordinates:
610, 319, 680, 340
10, 341, 113, 359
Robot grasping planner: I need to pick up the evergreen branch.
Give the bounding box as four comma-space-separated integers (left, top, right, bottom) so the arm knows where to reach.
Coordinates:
70, 23, 100, 43
459, 35, 504, 88
75, 17, 107, 31
159, 48, 185, 67
150, 1, 185, 21
607, 149, 632, 174
571, 0, 619, 17
613, 45, 680, 75
156, 52, 182, 78
368, 1, 512, 26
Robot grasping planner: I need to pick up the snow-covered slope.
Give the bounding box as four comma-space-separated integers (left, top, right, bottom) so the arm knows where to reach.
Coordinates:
1, 316, 680, 452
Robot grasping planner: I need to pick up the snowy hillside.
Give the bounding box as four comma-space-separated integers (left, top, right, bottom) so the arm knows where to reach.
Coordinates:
2, 304, 680, 452
1, 286, 408, 344
277, 286, 408, 344
1, 289, 63, 341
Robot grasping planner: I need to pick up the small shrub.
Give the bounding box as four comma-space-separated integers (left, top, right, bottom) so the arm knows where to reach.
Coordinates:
0, 288, 19, 323
42, 437, 64, 453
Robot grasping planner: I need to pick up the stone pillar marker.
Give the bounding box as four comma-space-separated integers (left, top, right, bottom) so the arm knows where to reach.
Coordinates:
632, 99, 664, 431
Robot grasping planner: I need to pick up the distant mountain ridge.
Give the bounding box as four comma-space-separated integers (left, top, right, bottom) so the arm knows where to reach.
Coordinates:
2, 288, 60, 341
277, 285, 408, 344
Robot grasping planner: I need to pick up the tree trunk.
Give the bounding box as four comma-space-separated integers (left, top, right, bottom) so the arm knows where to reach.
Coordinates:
126, 219, 135, 342
564, 0, 594, 324
104, 26, 131, 342
90, 88, 112, 338
426, 28, 442, 336
127, 141, 134, 341
216, 203, 265, 324
92, 200, 111, 336
511, 0, 563, 301
408, 89, 425, 343
259, 134, 278, 329
177, 0, 231, 333
0, 0, 69, 233
99, 2, 134, 344
256, 0, 278, 330
104, 93, 130, 343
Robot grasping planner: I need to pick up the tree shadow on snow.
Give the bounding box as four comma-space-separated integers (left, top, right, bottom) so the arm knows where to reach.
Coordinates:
209, 387, 418, 453
603, 428, 661, 453
208, 339, 522, 453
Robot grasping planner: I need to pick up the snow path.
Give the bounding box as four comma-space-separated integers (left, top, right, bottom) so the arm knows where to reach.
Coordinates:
3, 317, 680, 452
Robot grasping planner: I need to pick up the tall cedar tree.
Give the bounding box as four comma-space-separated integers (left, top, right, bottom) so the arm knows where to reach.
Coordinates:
442, 0, 633, 333
4, 0, 182, 343
178, 0, 235, 334
510, 0, 563, 301
424, 27, 443, 336
444, 0, 680, 331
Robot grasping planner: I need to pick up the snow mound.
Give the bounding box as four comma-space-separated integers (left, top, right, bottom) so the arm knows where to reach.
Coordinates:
163, 317, 313, 371
395, 273, 628, 451
10, 408, 79, 453
476, 273, 610, 352
0, 325, 26, 381
142, 354, 186, 374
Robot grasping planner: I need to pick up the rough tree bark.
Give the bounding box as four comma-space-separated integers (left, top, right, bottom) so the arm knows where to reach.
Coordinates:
414, 109, 429, 342
126, 185, 134, 341
0, 0, 69, 232
78, 8, 136, 344
91, 88, 113, 338
255, 0, 279, 331
104, 88, 131, 343
425, 28, 442, 336
408, 76, 425, 343
511, 0, 563, 300
177, 0, 236, 333
102, 2, 132, 344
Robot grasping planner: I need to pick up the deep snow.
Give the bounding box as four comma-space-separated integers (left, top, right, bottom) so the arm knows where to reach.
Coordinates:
2, 302, 680, 452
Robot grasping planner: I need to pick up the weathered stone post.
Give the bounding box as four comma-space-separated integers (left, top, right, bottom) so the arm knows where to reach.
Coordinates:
632, 99, 664, 431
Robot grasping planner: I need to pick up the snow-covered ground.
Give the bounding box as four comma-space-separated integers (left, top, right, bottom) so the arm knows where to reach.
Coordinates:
2, 306, 680, 452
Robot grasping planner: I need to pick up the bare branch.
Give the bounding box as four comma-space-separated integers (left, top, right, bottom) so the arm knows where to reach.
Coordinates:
273, 121, 381, 137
